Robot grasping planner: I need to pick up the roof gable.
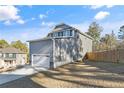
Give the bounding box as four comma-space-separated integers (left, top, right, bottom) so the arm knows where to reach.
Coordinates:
52, 23, 73, 32
49, 23, 93, 40
28, 23, 93, 42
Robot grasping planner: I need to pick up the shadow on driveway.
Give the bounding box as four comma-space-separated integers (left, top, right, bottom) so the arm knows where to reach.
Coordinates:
1, 62, 124, 88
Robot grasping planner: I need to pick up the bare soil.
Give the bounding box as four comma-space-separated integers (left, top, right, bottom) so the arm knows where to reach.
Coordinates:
1, 61, 124, 88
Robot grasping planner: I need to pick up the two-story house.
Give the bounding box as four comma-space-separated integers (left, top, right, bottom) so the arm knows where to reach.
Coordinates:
0, 47, 27, 68
28, 23, 92, 69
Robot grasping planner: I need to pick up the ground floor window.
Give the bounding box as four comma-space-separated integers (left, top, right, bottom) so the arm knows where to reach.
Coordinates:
0, 53, 2, 57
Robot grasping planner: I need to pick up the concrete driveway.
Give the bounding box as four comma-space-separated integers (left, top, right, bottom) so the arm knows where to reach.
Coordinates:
0, 65, 47, 85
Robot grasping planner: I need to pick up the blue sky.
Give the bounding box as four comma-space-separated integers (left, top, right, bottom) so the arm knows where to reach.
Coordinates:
0, 5, 124, 43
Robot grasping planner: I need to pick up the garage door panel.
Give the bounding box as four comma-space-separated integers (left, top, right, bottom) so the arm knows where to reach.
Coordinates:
32, 55, 50, 68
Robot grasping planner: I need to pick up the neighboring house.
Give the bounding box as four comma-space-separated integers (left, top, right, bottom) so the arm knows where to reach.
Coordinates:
0, 47, 27, 68
28, 23, 92, 69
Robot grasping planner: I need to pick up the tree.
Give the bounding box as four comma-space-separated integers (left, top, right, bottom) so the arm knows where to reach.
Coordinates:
0, 39, 9, 48
11, 40, 28, 53
86, 22, 103, 42
99, 31, 117, 50
86, 22, 103, 51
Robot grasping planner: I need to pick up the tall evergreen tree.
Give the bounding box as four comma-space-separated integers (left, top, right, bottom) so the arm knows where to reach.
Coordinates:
86, 22, 103, 51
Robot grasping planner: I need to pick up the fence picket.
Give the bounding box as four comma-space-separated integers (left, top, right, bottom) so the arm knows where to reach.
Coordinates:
87, 49, 124, 63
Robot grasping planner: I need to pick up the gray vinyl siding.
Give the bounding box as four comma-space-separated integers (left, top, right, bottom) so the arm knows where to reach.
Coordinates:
29, 28, 92, 68
29, 32, 92, 68
75, 31, 92, 60
29, 39, 53, 61
53, 31, 92, 67
54, 38, 76, 67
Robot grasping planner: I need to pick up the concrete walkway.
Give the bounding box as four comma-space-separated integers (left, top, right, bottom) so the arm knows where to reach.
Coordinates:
0, 65, 47, 85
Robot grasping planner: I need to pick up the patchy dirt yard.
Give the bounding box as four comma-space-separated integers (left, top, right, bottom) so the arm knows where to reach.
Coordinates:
1, 61, 124, 88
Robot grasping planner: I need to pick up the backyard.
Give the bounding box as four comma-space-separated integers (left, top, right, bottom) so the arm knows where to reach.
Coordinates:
0, 61, 124, 88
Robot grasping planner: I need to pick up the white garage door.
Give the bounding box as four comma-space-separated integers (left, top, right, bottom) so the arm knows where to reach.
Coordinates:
32, 54, 50, 69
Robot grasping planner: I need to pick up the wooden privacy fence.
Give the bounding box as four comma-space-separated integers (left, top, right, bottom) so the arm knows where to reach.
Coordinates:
87, 49, 124, 63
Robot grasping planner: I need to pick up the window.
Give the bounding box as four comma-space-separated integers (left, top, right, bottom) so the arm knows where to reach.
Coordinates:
9, 54, 13, 58
61, 32, 63, 36
67, 30, 73, 36
58, 32, 61, 36
63, 31, 66, 36
0, 53, 2, 57
67, 30, 70, 36
52, 30, 73, 37
13, 54, 16, 58
59, 32, 63, 36
70, 30, 73, 36
5, 53, 16, 58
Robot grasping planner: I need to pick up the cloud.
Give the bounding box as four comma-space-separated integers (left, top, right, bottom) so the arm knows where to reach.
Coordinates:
39, 14, 47, 19
41, 21, 56, 28
1, 21, 123, 43
90, 5, 104, 9
16, 19, 25, 24
0, 5, 25, 25
3, 20, 11, 25
0, 5, 20, 21
90, 5, 114, 9
31, 17, 35, 20
94, 11, 110, 20
106, 5, 114, 8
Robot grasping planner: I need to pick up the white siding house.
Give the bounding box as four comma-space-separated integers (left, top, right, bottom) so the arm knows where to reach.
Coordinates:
0, 47, 27, 68
28, 23, 92, 69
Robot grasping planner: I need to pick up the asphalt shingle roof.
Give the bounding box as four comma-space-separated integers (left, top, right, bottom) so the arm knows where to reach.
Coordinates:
0, 47, 26, 54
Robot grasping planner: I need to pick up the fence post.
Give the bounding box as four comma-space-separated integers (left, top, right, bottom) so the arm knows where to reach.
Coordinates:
117, 48, 119, 63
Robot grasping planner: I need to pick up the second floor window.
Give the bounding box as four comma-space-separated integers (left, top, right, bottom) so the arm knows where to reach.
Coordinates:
5, 53, 16, 58
70, 30, 73, 36
67, 30, 73, 36
50, 30, 74, 38
63, 31, 66, 36
58, 32, 63, 36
